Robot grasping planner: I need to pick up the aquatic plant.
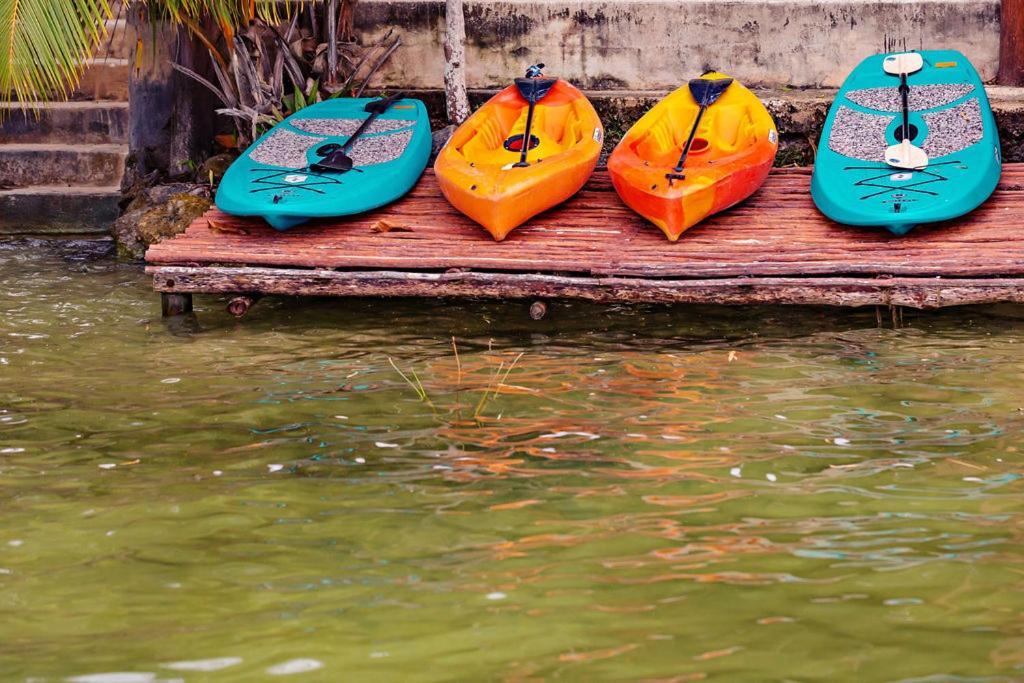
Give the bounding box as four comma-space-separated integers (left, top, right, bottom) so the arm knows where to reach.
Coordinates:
388, 339, 526, 423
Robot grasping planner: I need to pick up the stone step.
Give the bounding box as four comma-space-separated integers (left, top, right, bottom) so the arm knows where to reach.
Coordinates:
0, 143, 126, 187
73, 58, 129, 101
357, 0, 1000, 90
0, 102, 129, 144
0, 185, 120, 236
97, 18, 135, 61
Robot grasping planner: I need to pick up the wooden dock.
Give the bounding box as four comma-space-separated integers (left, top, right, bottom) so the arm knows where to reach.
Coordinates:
146, 165, 1024, 316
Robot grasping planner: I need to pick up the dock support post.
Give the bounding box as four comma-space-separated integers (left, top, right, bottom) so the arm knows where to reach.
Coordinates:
890, 304, 904, 329
529, 300, 548, 320
161, 293, 193, 317
227, 294, 262, 318
999, 0, 1024, 85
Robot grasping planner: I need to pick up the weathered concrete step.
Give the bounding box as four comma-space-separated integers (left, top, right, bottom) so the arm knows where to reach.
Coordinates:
0, 143, 126, 186
0, 102, 129, 144
73, 58, 129, 101
0, 185, 120, 235
357, 0, 1001, 90
97, 18, 134, 61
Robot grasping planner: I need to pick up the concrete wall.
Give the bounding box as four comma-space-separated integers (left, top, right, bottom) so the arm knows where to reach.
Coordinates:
356, 0, 1001, 90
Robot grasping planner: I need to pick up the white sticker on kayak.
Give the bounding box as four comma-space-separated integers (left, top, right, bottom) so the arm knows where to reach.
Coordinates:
768, 129, 777, 145
593, 128, 603, 143
889, 172, 913, 181
284, 174, 308, 184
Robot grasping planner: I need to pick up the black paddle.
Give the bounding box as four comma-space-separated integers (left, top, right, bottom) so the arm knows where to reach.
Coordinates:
311, 92, 404, 173
511, 64, 557, 168
882, 53, 927, 169
667, 77, 733, 181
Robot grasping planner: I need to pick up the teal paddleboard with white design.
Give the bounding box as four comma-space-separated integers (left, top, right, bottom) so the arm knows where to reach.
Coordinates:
811, 50, 1001, 235
216, 96, 431, 230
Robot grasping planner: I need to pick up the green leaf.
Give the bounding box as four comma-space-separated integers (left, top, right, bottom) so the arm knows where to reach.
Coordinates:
0, 0, 112, 106
1, 0, 309, 106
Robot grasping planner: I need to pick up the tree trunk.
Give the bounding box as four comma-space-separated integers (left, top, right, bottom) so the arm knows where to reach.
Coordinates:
999, 0, 1024, 85
443, 0, 470, 124
126, 1, 217, 184
326, 0, 339, 89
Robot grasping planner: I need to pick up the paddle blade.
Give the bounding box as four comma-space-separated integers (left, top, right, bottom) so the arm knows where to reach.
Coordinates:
883, 52, 924, 76
311, 151, 354, 173
688, 77, 733, 106
514, 76, 558, 103
884, 139, 928, 169
364, 92, 403, 114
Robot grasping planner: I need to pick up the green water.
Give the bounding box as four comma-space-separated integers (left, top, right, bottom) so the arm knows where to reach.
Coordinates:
3, 244, 1024, 682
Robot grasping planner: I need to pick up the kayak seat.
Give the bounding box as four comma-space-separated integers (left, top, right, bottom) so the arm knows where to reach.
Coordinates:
455, 97, 593, 168
707, 106, 745, 150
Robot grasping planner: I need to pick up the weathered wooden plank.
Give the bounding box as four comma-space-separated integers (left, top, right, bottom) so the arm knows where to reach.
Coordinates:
145, 166, 1024, 280
146, 265, 1024, 309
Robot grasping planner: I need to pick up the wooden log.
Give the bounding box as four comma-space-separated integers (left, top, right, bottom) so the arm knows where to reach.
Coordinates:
161, 292, 194, 317
999, 0, 1024, 86
227, 293, 262, 318
147, 266, 1024, 309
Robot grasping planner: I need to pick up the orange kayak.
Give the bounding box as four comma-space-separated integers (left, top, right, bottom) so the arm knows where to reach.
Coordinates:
434, 69, 603, 240
608, 72, 778, 241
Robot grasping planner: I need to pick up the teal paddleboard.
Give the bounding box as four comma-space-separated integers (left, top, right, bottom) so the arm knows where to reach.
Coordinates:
216, 96, 431, 230
811, 50, 1000, 235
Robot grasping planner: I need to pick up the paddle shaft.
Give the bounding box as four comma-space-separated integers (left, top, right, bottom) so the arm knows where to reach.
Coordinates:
673, 105, 708, 172
515, 99, 537, 167
899, 73, 911, 141
342, 92, 404, 153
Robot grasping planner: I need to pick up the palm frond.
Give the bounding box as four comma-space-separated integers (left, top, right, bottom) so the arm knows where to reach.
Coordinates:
170, 60, 229, 103
0, 0, 111, 105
